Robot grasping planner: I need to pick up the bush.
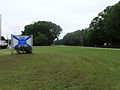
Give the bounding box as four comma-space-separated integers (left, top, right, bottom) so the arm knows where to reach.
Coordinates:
15, 46, 32, 54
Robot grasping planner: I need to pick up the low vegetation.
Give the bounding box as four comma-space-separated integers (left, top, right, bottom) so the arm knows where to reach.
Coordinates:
0, 46, 120, 90
15, 46, 32, 54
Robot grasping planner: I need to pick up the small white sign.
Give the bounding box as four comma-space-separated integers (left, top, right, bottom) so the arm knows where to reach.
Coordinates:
11, 35, 33, 48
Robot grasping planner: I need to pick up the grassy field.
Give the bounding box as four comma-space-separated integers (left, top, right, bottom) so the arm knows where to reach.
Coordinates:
0, 46, 120, 90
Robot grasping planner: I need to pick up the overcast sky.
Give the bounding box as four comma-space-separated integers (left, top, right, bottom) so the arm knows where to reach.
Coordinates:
0, 0, 119, 39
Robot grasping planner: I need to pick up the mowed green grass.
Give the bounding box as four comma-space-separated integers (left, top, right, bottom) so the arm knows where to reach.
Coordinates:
0, 46, 120, 90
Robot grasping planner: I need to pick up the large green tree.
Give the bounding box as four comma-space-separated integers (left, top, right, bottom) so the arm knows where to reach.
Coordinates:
62, 29, 90, 46
104, 2, 120, 46
88, 1, 120, 47
34, 32, 48, 46
62, 30, 83, 46
22, 21, 62, 45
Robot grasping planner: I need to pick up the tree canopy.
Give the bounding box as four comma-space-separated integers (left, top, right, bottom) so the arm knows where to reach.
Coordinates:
22, 21, 62, 45
88, 1, 120, 47
55, 1, 120, 47
62, 30, 83, 46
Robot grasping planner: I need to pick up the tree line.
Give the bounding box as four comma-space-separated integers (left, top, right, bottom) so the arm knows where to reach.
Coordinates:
21, 1, 120, 47
55, 1, 120, 47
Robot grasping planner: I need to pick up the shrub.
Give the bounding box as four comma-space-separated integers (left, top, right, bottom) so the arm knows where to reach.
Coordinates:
15, 46, 32, 54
